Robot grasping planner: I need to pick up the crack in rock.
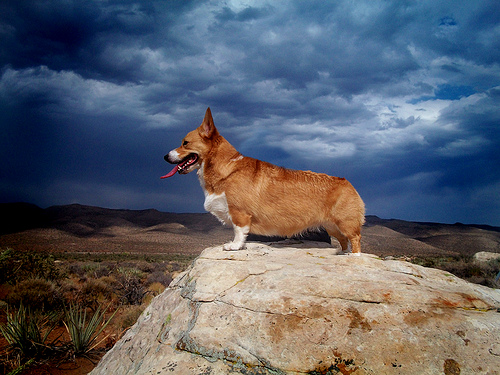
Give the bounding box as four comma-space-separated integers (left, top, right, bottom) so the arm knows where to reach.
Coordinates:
172, 274, 292, 374
174, 323, 287, 374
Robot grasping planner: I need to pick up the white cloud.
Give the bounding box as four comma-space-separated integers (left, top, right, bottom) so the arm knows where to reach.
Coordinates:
268, 136, 357, 160
0, 66, 183, 129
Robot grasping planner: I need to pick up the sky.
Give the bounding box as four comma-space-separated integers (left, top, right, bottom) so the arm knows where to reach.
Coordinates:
0, 0, 499, 226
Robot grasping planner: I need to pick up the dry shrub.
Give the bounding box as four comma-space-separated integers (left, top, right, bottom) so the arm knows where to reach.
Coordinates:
147, 282, 166, 296
117, 266, 146, 279
59, 278, 80, 305
150, 262, 168, 273
413, 256, 500, 288
116, 275, 146, 306
101, 261, 117, 273
143, 282, 166, 305
67, 263, 85, 278
443, 258, 499, 288
146, 271, 172, 287
134, 261, 155, 273
169, 263, 181, 272
113, 267, 147, 305
6, 279, 62, 311
67, 261, 114, 280
116, 305, 145, 330
78, 277, 118, 310
94, 264, 112, 278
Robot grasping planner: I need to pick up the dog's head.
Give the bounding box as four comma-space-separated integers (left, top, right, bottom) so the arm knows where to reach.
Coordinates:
161, 107, 218, 178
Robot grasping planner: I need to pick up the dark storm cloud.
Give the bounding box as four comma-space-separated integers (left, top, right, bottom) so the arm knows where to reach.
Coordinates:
0, 0, 499, 225
0, 0, 202, 83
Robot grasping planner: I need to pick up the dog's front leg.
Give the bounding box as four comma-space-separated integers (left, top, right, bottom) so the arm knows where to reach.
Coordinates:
223, 209, 251, 251
223, 224, 250, 251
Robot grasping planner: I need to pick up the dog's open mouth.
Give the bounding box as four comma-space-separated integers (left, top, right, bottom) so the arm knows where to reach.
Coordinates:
177, 153, 199, 174
161, 154, 199, 179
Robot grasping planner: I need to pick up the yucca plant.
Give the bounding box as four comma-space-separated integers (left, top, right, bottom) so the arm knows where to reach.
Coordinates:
63, 303, 116, 355
3, 358, 35, 375
0, 304, 57, 358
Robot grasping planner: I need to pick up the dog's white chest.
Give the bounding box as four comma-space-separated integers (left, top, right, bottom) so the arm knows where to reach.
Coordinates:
204, 192, 232, 225
198, 163, 232, 225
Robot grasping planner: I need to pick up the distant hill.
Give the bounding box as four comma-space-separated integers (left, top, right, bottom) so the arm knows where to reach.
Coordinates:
0, 203, 499, 257
363, 215, 500, 256
0, 202, 233, 255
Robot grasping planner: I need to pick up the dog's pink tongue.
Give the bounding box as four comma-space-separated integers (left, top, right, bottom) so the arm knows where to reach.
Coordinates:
160, 165, 179, 179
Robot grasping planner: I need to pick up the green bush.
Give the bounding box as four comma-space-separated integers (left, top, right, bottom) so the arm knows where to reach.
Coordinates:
0, 248, 61, 284
117, 266, 146, 279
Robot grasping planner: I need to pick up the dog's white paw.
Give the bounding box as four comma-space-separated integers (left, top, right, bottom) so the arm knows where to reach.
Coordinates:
340, 251, 362, 256
223, 241, 245, 251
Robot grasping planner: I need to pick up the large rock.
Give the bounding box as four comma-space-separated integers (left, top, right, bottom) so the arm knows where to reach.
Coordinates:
91, 241, 500, 375
474, 251, 500, 263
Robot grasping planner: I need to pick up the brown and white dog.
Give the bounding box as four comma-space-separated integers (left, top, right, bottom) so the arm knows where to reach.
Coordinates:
162, 108, 365, 254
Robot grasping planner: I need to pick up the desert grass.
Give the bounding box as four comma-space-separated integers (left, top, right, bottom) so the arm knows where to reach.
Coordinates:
0, 248, 189, 374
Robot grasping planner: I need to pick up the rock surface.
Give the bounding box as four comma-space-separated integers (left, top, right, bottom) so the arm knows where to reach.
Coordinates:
474, 251, 500, 263
91, 240, 500, 375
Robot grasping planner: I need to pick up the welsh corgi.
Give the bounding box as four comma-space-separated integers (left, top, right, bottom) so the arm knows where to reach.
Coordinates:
162, 108, 365, 254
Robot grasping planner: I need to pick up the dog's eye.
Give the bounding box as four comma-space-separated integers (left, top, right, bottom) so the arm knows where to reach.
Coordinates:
183, 140, 188, 146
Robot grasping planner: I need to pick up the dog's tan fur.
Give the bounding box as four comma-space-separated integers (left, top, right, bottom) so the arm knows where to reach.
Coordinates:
165, 108, 365, 253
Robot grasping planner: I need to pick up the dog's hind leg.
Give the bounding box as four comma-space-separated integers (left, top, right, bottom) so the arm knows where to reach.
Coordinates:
325, 224, 349, 252
326, 223, 362, 256
349, 233, 362, 256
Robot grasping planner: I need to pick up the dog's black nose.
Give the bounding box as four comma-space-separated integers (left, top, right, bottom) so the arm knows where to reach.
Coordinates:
164, 154, 169, 162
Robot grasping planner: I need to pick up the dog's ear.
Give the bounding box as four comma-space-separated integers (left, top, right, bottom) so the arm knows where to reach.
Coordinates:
199, 107, 217, 138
